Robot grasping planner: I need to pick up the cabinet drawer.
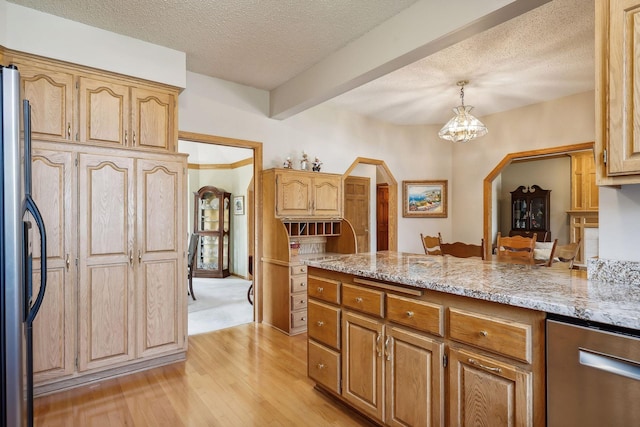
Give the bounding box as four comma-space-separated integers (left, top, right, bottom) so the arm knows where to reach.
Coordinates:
308, 275, 341, 304
291, 294, 308, 311
291, 310, 308, 329
387, 294, 443, 336
342, 283, 384, 318
291, 264, 307, 275
290, 276, 308, 293
308, 340, 340, 395
308, 300, 340, 349
448, 308, 532, 363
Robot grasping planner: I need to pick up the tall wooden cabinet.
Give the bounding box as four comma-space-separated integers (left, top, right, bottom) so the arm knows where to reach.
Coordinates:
509, 185, 551, 241
596, 0, 640, 184
568, 151, 599, 265
262, 168, 356, 335
193, 186, 231, 278
7, 48, 187, 395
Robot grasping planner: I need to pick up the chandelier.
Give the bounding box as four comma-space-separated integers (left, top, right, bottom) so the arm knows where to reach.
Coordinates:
438, 80, 488, 143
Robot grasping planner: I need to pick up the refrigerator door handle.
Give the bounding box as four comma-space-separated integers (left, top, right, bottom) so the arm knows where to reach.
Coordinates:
25, 195, 47, 324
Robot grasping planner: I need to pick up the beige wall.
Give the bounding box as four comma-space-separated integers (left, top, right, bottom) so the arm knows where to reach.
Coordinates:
498, 157, 572, 245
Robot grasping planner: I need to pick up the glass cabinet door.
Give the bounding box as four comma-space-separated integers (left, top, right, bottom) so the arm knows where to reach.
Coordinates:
193, 186, 231, 278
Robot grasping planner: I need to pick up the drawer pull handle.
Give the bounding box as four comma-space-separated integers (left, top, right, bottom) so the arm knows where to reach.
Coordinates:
406, 311, 414, 318
355, 297, 363, 303
317, 321, 324, 327
376, 333, 382, 357
67, 123, 71, 138
317, 287, 324, 293
317, 363, 325, 370
468, 358, 502, 373
479, 330, 488, 337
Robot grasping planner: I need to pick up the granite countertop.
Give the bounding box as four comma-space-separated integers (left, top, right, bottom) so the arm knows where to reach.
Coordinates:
302, 251, 640, 330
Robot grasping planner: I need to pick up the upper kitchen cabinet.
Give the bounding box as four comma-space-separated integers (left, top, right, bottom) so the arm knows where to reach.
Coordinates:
7, 50, 178, 152
13, 59, 75, 143
270, 169, 343, 218
79, 77, 176, 151
596, 0, 640, 184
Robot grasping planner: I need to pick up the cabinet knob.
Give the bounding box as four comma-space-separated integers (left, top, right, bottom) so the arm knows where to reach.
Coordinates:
300, 299, 305, 304
355, 297, 363, 303
317, 321, 324, 327
301, 317, 306, 321
479, 330, 488, 337
317, 287, 324, 293
317, 363, 325, 370
406, 311, 414, 318
300, 282, 306, 287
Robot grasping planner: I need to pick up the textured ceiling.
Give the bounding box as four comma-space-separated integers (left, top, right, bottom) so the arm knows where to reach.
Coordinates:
329, 0, 595, 125
8, 0, 418, 90
7, 0, 594, 126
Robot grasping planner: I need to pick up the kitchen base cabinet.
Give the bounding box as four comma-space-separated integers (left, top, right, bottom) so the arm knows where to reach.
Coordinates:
307, 267, 545, 427
448, 347, 532, 426
385, 326, 444, 427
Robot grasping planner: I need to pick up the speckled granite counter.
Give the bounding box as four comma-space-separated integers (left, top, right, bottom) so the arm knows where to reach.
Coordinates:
302, 251, 640, 330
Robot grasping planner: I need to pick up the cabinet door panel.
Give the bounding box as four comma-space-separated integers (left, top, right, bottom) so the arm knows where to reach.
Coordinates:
313, 175, 342, 217
78, 77, 129, 146
31, 148, 76, 382
78, 153, 135, 371
385, 326, 444, 427
448, 347, 532, 427
18, 62, 74, 142
131, 87, 174, 151
342, 311, 384, 422
276, 172, 312, 216
137, 159, 185, 357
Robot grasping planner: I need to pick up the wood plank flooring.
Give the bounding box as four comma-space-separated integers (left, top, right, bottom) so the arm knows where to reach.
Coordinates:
34, 323, 373, 426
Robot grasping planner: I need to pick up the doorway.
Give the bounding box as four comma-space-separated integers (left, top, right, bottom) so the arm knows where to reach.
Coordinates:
178, 131, 263, 334
344, 176, 370, 252
343, 157, 398, 252
482, 142, 594, 259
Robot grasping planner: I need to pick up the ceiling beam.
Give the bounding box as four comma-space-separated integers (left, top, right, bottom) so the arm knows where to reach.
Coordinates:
269, 0, 551, 120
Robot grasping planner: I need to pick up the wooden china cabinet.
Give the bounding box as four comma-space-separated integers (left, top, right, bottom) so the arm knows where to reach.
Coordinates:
509, 185, 551, 241
193, 186, 231, 278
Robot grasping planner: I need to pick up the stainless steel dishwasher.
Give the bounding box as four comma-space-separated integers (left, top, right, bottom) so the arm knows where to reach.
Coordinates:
547, 316, 640, 426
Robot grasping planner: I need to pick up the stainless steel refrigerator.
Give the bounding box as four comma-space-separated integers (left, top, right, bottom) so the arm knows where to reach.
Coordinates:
1, 65, 48, 427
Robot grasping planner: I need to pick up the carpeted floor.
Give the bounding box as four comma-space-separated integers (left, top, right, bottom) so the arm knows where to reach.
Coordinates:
187, 277, 254, 335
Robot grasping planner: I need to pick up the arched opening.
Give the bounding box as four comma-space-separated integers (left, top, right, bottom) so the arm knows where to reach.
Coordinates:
343, 157, 399, 251
482, 142, 594, 259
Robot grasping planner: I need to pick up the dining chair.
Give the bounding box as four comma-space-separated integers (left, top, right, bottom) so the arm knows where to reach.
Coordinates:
440, 239, 485, 259
552, 239, 582, 269
533, 239, 558, 267
496, 232, 537, 264
420, 233, 442, 255
187, 233, 199, 300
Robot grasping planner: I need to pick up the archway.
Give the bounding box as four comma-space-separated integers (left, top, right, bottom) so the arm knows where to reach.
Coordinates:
343, 157, 398, 251
482, 142, 594, 259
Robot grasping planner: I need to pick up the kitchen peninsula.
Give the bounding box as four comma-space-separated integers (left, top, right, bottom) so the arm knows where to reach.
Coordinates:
303, 251, 640, 426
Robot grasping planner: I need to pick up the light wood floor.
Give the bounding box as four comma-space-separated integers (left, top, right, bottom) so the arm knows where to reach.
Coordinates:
34, 323, 374, 426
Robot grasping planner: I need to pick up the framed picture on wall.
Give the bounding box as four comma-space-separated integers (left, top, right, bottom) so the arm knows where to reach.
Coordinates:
233, 195, 245, 215
402, 180, 448, 218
